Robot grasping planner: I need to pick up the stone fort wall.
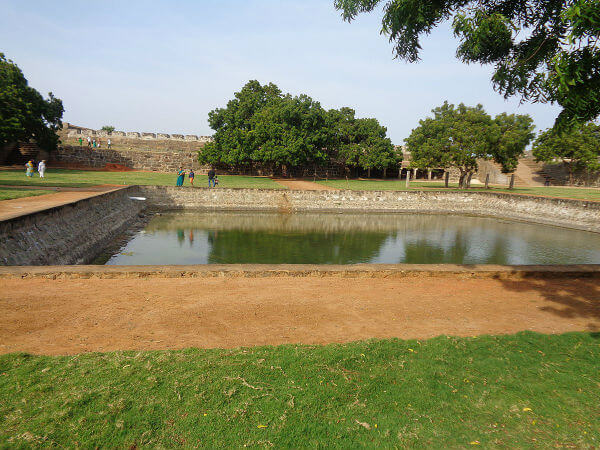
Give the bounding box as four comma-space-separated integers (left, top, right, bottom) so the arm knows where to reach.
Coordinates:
59, 123, 213, 153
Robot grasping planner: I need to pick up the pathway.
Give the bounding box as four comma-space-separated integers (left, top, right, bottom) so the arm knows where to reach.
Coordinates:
0, 275, 597, 355
273, 178, 338, 190
0, 185, 125, 221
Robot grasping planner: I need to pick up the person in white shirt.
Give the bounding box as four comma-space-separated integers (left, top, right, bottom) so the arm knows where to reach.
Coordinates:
107, 138, 111, 149
38, 160, 46, 178
87, 136, 92, 147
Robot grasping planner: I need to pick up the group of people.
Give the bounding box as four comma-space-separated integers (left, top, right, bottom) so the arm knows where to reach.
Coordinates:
176, 168, 218, 187
78, 136, 111, 149
25, 160, 46, 178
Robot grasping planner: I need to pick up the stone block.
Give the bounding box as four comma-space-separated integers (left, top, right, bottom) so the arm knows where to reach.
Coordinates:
126, 132, 141, 138
184, 135, 198, 141
142, 133, 156, 140
112, 131, 126, 137
171, 134, 184, 140
157, 133, 170, 139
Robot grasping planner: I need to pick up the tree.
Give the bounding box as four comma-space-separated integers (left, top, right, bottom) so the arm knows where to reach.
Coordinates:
0, 53, 63, 151
492, 113, 536, 172
532, 122, 600, 185
200, 80, 282, 169
334, 0, 600, 129
406, 102, 497, 187
328, 108, 399, 177
101, 125, 115, 134
201, 80, 398, 176
405, 102, 534, 187
251, 94, 330, 173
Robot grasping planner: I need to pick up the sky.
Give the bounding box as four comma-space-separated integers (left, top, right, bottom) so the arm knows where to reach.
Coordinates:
1, 0, 560, 144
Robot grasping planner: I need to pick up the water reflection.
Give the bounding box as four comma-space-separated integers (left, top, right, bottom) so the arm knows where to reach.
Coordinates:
104, 211, 600, 265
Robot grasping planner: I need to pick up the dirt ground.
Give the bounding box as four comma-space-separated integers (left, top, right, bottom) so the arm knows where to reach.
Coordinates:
0, 186, 123, 221
1, 276, 598, 355
272, 179, 337, 190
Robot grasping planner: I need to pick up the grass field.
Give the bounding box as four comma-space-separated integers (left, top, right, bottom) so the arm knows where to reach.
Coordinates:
1, 332, 598, 448
0, 187, 49, 201
317, 179, 600, 201
0, 169, 284, 190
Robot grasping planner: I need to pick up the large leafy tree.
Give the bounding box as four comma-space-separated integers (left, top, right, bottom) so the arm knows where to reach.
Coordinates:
334, 0, 600, 129
200, 80, 282, 168
251, 94, 330, 172
532, 122, 600, 185
493, 113, 536, 172
0, 53, 63, 151
202, 80, 397, 176
329, 108, 399, 176
406, 102, 534, 187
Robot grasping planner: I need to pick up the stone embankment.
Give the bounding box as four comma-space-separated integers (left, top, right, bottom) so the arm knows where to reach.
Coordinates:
138, 186, 600, 233
0, 187, 143, 265
3, 186, 600, 266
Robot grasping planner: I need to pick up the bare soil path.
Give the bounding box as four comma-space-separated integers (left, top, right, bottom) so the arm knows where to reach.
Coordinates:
272, 178, 338, 190
0, 185, 124, 221
1, 276, 598, 355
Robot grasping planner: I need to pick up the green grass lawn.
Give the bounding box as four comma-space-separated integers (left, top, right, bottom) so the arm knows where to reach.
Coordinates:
0, 187, 49, 201
0, 169, 284, 189
1, 332, 598, 448
318, 179, 600, 201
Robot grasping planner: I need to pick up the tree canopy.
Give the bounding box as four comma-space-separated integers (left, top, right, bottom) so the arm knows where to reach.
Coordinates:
0, 53, 63, 151
201, 80, 399, 175
405, 102, 534, 187
532, 122, 600, 184
334, 0, 600, 129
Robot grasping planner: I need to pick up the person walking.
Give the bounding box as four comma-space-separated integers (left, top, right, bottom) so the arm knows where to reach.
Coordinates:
78, 137, 83, 147
97, 138, 102, 149
37, 160, 46, 178
208, 167, 216, 187
176, 168, 185, 187
189, 168, 195, 186
107, 138, 111, 149
25, 160, 34, 177
93, 139, 97, 148
87, 136, 91, 147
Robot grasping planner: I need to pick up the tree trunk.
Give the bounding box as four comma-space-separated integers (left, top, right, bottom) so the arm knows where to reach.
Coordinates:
509, 174, 515, 189
383, 167, 387, 179
444, 171, 449, 188
367, 167, 371, 178
466, 172, 473, 188
485, 173, 490, 189
568, 164, 574, 186
458, 172, 465, 189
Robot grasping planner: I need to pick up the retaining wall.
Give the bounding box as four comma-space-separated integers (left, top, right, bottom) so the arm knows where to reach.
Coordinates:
0, 187, 143, 265
137, 186, 600, 233
51, 145, 207, 173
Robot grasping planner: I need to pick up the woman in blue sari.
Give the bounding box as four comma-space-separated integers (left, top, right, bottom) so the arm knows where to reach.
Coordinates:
176, 168, 185, 186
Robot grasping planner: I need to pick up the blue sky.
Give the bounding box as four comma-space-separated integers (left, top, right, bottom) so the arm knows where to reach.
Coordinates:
1, 0, 560, 143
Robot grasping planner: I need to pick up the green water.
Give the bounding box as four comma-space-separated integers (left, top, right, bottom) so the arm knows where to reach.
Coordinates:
105, 211, 600, 265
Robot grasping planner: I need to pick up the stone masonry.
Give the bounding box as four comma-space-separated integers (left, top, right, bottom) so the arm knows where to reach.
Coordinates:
51, 145, 208, 173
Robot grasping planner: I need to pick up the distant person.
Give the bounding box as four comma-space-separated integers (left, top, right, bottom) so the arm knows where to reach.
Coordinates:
189, 169, 195, 186
78, 137, 83, 146
208, 167, 216, 187
25, 160, 34, 177
97, 138, 102, 148
87, 136, 92, 147
37, 160, 46, 178
92, 139, 97, 148
107, 138, 111, 149
213, 175, 219, 187
176, 168, 185, 187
